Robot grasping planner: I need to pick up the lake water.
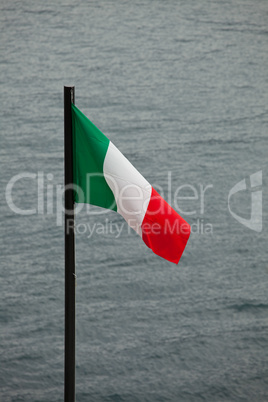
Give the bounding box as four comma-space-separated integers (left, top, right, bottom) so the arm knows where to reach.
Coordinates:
1, 0, 268, 400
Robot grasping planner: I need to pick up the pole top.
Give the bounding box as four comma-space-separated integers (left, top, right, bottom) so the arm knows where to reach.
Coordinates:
64, 86, 75, 104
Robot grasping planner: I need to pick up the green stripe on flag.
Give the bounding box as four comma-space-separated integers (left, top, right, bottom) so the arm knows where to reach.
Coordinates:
72, 104, 117, 211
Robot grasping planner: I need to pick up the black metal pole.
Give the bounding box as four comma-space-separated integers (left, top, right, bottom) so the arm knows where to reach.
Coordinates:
64, 86, 75, 402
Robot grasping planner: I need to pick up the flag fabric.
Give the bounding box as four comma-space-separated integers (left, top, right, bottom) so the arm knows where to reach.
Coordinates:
71, 104, 191, 264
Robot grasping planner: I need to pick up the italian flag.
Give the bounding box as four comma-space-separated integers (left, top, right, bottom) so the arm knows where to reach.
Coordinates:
72, 104, 191, 264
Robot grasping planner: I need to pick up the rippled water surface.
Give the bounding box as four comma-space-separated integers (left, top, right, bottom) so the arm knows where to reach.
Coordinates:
1, 0, 268, 400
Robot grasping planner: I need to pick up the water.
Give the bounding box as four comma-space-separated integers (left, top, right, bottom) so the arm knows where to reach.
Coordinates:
1, 0, 268, 400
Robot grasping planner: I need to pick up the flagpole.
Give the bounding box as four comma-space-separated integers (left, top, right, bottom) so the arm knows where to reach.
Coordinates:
64, 86, 76, 402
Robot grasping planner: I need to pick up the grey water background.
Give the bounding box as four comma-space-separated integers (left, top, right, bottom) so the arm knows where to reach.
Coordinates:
1, 0, 268, 400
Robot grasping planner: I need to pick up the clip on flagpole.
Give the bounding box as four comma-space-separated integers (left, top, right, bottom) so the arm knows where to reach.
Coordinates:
64, 86, 75, 402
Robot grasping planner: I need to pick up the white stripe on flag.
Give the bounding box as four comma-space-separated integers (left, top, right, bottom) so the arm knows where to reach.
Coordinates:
103, 142, 152, 236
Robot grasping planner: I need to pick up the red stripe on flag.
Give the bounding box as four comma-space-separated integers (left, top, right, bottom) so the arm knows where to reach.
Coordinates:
141, 187, 191, 264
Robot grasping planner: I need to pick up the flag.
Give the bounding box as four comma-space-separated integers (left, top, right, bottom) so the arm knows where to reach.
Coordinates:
71, 104, 191, 264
